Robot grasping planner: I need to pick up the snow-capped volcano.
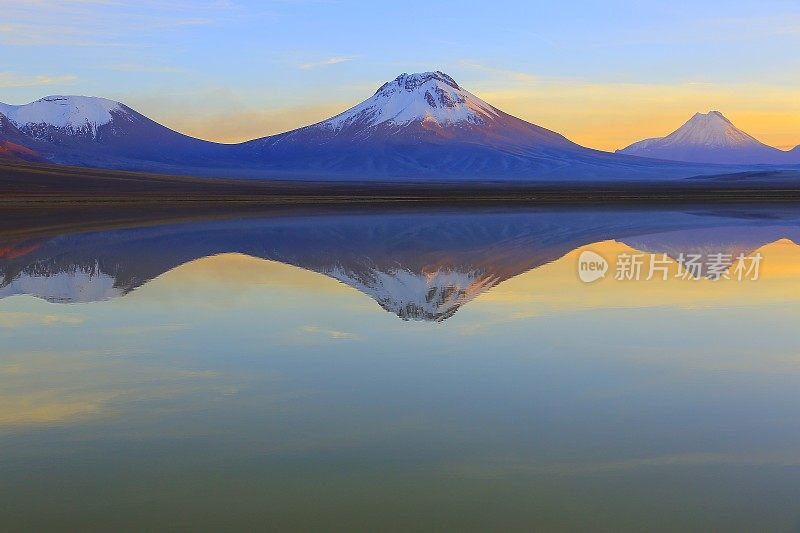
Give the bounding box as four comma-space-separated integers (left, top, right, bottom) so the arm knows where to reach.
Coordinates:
0, 95, 227, 168
0, 96, 124, 140
664, 111, 762, 148
323, 71, 501, 132
240, 70, 738, 179
250, 70, 579, 150
618, 111, 797, 165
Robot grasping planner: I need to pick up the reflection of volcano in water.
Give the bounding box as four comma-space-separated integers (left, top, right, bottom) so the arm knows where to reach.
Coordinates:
0, 266, 122, 303
2, 207, 800, 320
328, 265, 500, 322
621, 226, 800, 279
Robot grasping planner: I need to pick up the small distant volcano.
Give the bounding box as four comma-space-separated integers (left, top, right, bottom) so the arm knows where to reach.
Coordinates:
617, 111, 799, 165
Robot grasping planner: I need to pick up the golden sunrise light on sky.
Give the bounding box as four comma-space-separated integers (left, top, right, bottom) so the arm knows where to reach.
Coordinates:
157, 79, 800, 152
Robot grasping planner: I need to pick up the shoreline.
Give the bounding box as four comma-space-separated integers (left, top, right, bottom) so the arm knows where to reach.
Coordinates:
2, 160, 800, 206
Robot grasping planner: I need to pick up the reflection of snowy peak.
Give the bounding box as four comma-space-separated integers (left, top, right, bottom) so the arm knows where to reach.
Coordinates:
326, 265, 500, 321
0, 266, 124, 303
4, 208, 800, 319
621, 226, 800, 278
622, 226, 796, 257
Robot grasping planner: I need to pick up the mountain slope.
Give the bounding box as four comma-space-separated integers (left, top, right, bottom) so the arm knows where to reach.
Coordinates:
0, 76, 761, 180
0, 96, 229, 170
618, 111, 797, 165
272, 71, 579, 149
0, 112, 44, 162
239, 71, 726, 180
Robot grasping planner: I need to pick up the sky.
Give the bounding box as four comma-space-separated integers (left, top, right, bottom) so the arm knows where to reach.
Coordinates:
1, 0, 799, 151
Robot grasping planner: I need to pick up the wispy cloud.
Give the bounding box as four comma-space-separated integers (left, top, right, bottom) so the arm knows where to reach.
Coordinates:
0, 72, 78, 88
103, 323, 190, 336
0, 311, 83, 328
103, 63, 184, 74
299, 56, 354, 70
458, 60, 538, 83
0, 347, 234, 427
0, 22, 141, 47
0, 1, 229, 47
301, 325, 362, 340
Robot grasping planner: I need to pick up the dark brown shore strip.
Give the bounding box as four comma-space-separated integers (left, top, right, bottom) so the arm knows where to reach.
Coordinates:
2, 160, 800, 206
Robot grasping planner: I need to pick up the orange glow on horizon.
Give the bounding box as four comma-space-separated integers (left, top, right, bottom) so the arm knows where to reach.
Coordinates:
148, 80, 800, 153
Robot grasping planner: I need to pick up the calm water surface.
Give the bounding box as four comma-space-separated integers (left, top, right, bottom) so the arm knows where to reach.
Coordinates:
2, 205, 800, 531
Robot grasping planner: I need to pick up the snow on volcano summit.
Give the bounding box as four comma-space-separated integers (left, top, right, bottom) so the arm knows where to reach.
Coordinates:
0, 96, 127, 139
322, 71, 500, 131
0, 94, 227, 166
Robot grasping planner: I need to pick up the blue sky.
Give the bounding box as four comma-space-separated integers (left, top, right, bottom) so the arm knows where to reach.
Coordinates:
1, 0, 799, 149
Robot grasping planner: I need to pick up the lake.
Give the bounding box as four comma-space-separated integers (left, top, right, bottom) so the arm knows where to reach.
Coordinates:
2, 204, 800, 531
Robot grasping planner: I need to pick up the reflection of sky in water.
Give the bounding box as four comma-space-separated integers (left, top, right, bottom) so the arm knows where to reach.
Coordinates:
2, 208, 800, 530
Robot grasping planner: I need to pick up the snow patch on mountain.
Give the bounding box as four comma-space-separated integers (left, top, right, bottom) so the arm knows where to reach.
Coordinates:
0, 96, 125, 139
321, 71, 500, 132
